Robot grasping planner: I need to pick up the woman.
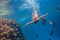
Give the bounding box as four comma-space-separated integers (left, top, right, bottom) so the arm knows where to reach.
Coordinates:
24, 10, 48, 27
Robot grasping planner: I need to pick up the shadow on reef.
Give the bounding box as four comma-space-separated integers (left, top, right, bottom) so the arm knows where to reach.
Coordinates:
0, 19, 25, 40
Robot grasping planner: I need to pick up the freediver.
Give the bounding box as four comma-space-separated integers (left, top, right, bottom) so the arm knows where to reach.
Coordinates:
55, 7, 60, 11
50, 30, 54, 36
49, 20, 55, 27
42, 17, 46, 25
24, 10, 48, 27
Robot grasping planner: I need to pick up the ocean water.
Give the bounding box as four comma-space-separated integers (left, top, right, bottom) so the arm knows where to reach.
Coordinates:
0, 0, 60, 40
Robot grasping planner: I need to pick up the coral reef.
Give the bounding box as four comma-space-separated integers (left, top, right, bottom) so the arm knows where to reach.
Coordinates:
0, 19, 24, 40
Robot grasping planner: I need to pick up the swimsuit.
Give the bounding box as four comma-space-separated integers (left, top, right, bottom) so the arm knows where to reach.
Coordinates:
33, 15, 39, 20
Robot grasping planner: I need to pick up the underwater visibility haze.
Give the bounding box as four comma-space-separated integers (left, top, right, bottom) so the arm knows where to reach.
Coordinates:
0, 0, 60, 40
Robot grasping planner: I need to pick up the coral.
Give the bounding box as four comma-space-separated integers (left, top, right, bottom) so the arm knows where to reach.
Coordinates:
0, 19, 24, 40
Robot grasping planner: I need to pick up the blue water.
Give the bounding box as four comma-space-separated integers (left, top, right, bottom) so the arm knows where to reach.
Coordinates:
3, 0, 60, 40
